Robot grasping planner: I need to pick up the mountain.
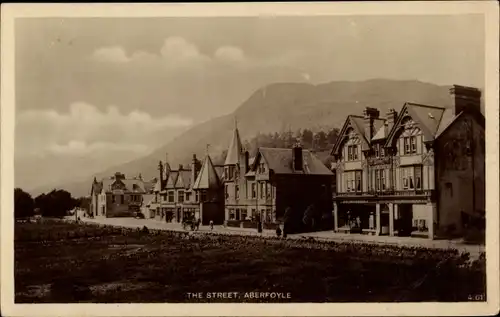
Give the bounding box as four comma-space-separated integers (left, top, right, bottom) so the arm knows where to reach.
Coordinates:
29, 79, 466, 197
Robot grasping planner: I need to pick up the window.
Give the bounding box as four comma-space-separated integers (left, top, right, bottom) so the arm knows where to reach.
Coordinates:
168, 191, 174, 202
260, 182, 265, 198
201, 190, 207, 202
345, 172, 354, 192
414, 165, 422, 190
355, 171, 362, 192
195, 191, 199, 202
241, 209, 248, 220
258, 163, 266, 174
344, 171, 361, 192
163, 194, 167, 202
224, 185, 229, 199
401, 167, 415, 190
347, 145, 359, 161
251, 183, 256, 198
224, 167, 229, 180
404, 137, 410, 154
266, 183, 271, 198
229, 209, 236, 220
235, 209, 240, 220
403, 136, 417, 155
235, 185, 240, 199
375, 170, 386, 191
185, 192, 191, 202
112, 195, 116, 203
178, 191, 185, 203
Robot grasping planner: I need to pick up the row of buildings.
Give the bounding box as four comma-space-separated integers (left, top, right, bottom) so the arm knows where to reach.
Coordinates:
89, 84, 485, 239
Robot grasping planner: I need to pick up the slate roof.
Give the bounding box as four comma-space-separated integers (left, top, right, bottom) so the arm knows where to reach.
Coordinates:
257, 147, 333, 176
165, 171, 179, 189
224, 127, 243, 165
192, 155, 221, 190
176, 170, 193, 189
372, 123, 388, 141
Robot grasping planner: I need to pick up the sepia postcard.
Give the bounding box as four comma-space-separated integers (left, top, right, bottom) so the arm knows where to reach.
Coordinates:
1, 2, 499, 316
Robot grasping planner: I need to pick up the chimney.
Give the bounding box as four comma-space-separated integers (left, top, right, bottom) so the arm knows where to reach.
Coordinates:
244, 151, 250, 173
179, 164, 184, 170
158, 161, 164, 188
114, 172, 125, 180
386, 108, 398, 132
450, 85, 482, 115
363, 107, 380, 141
191, 154, 198, 187
292, 143, 303, 171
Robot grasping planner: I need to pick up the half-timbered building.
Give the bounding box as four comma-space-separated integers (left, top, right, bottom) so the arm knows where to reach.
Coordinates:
331, 85, 485, 239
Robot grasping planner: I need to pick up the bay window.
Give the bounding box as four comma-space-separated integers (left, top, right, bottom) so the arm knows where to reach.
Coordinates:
344, 171, 362, 192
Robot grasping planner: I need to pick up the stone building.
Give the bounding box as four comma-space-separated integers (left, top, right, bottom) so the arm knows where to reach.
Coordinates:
331, 85, 485, 239
90, 172, 155, 218
223, 123, 334, 230
150, 153, 224, 224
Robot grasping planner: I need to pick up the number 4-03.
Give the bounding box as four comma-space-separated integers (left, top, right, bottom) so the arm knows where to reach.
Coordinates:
468, 294, 486, 301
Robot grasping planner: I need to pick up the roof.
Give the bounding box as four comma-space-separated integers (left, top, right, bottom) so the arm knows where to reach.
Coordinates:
153, 179, 162, 192
224, 127, 243, 165
372, 123, 388, 141
142, 194, 155, 207
257, 147, 333, 176
214, 165, 224, 180
92, 174, 149, 195
175, 170, 192, 189
192, 155, 221, 190
405, 103, 446, 139
385, 102, 448, 146
165, 171, 179, 189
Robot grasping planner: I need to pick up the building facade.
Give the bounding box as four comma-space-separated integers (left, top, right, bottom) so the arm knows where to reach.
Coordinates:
90, 172, 155, 218
331, 85, 485, 239
150, 153, 224, 224
223, 124, 334, 229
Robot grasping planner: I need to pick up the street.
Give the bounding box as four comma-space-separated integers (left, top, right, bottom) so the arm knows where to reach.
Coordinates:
77, 216, 484, 260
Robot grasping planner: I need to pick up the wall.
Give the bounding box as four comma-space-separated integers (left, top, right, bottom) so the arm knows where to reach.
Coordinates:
435, 113, 485, 235
275, 174, 333, 230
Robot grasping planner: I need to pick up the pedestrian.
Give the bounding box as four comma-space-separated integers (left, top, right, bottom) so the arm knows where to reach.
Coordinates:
276, 226, 282, 238
210, 220, 214, 231
196, 218, 201, 231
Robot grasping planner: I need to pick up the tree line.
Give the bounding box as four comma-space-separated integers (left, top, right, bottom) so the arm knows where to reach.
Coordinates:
14, 188, 89, 219
215, 127, 340, 164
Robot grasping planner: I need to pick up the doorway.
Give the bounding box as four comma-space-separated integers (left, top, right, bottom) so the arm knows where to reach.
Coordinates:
397, 204, 413, 236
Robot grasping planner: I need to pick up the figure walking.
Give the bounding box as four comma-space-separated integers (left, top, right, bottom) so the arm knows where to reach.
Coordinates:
209, 220, 214, 231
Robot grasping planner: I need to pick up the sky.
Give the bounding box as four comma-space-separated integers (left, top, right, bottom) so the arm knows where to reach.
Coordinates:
14, 15, 485, 191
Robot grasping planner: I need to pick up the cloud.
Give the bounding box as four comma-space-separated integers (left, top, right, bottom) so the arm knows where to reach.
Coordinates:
15, 102, 193, 158
48, 141, 149, 156
91, 37, 250, 69
214, 46, 246, 63
92, 46, 131, 63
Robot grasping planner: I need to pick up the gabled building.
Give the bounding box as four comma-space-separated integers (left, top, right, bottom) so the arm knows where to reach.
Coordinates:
222, 122, 334, 231
331, 85, 485, 239
151, 153, 224, 224
90, 172, 155, 218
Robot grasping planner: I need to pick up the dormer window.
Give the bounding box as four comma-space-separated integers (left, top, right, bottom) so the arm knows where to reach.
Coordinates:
347, 145, 358, 161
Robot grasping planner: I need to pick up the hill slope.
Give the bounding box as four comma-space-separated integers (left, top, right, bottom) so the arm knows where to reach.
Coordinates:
31, 79, 459, 197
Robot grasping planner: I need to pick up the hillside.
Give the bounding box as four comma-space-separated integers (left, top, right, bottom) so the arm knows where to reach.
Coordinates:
31, 79, 459, 197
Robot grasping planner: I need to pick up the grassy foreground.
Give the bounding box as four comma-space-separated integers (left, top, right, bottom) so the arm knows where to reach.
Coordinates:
15, 219, 486, 303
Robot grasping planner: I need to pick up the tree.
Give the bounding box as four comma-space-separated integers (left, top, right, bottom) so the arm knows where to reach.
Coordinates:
14, 188, 34, 218
327, 128, 340, 146
314, 131, 328, 150
35, 189, 78, 218
301, 129, 314, 149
